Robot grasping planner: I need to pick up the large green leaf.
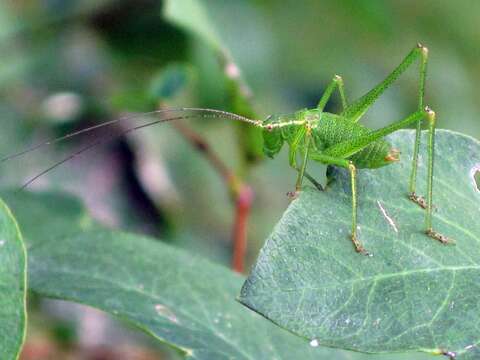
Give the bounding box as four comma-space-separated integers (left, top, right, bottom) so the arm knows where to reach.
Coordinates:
2, 191, 432, 359
240, 129, 480, 359
0, 199, 26, 359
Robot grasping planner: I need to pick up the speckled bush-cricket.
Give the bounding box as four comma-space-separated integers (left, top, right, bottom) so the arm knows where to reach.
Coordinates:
3, 43, 451, 254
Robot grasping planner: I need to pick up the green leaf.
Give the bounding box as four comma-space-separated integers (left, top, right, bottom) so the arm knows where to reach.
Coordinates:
0, 191, 93, 244
27, 229, 352, 359
164, 0, 224, 52
2, 191, 432, 359
0, 199, 27, 359
240, 129, 480, 359
149, 63, 196, 102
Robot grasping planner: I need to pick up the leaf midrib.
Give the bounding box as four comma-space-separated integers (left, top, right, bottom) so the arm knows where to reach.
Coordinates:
243, 264, 480, 295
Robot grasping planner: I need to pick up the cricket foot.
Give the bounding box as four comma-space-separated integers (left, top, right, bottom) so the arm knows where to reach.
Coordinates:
352, 234, 372, 257
287, 189, 301, 199
426, 229, 455, 245
409, 192, 427, 209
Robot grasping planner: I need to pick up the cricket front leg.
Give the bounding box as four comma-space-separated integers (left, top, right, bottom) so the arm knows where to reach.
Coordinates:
289, 131, 313, 199
287, 127, 307, 198
295, 134, 312, 192
309, 153, 370, 255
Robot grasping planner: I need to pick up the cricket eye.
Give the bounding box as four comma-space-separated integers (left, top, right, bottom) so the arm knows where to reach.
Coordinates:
266, 124, 273, 131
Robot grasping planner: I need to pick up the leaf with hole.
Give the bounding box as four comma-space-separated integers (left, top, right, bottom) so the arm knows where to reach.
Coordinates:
240, 130, 480, 359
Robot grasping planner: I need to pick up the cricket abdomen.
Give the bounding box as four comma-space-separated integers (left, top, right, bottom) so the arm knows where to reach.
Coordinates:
312, 113, 399, 169
348, 140, 395, 168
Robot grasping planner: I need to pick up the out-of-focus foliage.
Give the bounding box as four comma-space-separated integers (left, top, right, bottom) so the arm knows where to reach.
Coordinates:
0, 0, 479, 358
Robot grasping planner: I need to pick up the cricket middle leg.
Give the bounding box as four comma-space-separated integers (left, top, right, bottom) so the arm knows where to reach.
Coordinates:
309, 152, 370, 255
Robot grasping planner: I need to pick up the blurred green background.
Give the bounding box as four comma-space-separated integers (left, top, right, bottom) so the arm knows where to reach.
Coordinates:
1, 0, 478, 358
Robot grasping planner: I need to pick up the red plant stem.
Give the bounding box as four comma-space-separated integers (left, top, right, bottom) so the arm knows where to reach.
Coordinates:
171, 121, 253, 273
232, 185, 253, 273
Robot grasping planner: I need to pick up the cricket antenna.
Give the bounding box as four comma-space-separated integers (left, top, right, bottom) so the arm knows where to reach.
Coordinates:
1, 107, 262, 163
17, 111, 262, 189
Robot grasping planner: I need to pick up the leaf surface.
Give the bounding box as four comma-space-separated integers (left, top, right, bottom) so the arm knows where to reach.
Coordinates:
2, 191, 433, 359
240, 130, 480, 359
0, 199, 26, 359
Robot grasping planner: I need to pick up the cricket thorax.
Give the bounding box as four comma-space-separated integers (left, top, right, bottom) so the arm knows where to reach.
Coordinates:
262, 109, 320, 158
263, 109, 320, 129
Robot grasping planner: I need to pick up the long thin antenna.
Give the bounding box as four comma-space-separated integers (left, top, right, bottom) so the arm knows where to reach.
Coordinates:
2, 107, 261, 163
19, 112, 261, 189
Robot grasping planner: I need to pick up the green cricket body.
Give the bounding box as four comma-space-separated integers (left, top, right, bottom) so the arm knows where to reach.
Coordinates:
263, 108, 399, 169
258, 43, 453, 254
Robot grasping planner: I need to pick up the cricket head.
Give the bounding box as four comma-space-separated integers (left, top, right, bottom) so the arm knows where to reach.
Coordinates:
262, 114, 286, 158
262, 110, 315, 158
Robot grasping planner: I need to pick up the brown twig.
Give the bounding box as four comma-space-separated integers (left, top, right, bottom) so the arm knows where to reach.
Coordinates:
231, 185, 253, 273
171, 121, 253, 273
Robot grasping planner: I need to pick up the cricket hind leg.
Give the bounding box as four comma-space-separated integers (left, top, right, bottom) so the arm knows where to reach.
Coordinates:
329, 44, 431, 215
342, 43, 428, 123
320, 107, 452, 247
408, 45, 430, 210
334, 43, 433, 227
309, 153, 370, 256
337, 43, 431, 211
398, 47, 450, 247
422, 110, 454, 244
409, 192, 427, 209
317, 75, 348, 112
